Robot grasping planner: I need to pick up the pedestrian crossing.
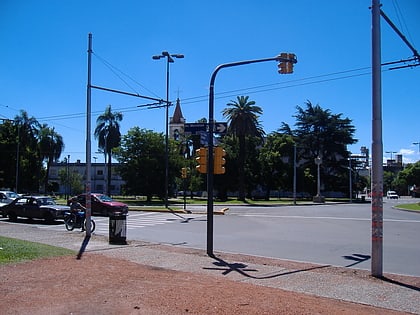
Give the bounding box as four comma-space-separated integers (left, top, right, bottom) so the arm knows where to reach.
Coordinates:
92, 212, 185, 234
35, 211, 201, 234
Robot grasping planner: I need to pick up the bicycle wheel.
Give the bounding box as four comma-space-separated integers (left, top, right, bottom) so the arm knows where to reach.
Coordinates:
84, 219, 96, 233
64, 214, 75, 231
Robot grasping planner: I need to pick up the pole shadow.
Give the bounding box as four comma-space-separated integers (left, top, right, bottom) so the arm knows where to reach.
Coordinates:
342, 253, 371, 267
204, 255, 329, 280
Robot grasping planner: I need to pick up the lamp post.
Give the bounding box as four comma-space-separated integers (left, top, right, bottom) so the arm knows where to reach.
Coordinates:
93, 156, 97, 192
293, 143, 297, 205
152, 51, 184, 208
349, 158, 353, 203
413, 142, 420, 153
313, 156, 324, 203
66, 154, 70, 200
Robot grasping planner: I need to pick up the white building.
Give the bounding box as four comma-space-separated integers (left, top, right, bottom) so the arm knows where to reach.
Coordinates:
49, 160, 125, 196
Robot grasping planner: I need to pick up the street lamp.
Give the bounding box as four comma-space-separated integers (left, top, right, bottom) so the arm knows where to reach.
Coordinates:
93, 156, 97, 192
413, 142, 420, 153
152, 51, 184, 208
313, 156, 324, 203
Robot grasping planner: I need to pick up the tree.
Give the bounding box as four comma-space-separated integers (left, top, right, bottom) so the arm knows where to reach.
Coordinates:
13, 110, 42, 193
392, 161, 420, 195
258, 132, 295, 199
0, 120, 17, 190
38, 124, 64, 193
94, 105, 123, 196
222, 96, 265, 201
280, 101, 356, 194
58, 167, 84, 196
116, 128, 166, 201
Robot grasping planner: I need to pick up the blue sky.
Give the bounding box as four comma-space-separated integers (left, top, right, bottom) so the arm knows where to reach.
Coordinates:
1, 0, 419, 164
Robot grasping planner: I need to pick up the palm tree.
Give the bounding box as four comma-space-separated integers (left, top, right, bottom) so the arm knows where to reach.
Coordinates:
222, 96, 265, 201
94, 105, 123, 195
38, 124, 64, 193
14, 110, 41, 192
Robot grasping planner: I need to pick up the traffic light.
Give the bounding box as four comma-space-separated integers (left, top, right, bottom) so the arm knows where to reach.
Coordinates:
213, 146, 226, 175
195, 147, 208, 174
181, 167, 187, 179
278, 52, 296, 74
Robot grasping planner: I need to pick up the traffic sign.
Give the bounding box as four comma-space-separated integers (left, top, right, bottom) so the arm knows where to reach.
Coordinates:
184, 123, 207, 135
184, 122, 227, 136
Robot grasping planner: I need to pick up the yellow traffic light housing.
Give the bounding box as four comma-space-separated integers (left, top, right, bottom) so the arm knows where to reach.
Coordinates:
278, 52, 296, 74
213, 146, 226, 174
181, 167, 187, 179
195, 147, 208, 174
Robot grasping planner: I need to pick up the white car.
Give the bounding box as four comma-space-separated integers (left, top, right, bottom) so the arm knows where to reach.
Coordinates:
0, 191, 19, 206
386, 191, 399, 199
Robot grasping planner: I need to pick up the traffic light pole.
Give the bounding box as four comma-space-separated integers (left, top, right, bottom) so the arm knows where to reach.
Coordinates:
207, 55, 296, 256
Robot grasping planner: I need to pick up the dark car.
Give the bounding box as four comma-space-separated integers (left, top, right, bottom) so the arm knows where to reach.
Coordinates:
3, 196, 69, 223
69, 193, 128, 216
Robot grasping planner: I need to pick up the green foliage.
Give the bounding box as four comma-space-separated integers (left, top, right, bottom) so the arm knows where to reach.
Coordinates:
0, 236, 74, 265
94, 105, 123, 195
58, 167, 84, 196
222, 96, 264, 200
0, 110, 65, 193
280, 101, 357, 193
258, 132, 295, 196
392, 161, 420, 195
38, 124, 64, 193
116, 128, 166, 201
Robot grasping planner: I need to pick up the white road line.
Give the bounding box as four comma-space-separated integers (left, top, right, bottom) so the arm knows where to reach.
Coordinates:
239, 214, 420, 223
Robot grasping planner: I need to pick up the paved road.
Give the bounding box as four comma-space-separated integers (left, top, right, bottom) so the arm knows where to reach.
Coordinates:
2, 199, 419, 276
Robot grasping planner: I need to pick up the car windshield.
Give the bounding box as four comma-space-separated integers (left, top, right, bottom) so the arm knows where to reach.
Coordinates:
96, 195, 113, 202
38, 197, 57, 205
6, 192, 18, 198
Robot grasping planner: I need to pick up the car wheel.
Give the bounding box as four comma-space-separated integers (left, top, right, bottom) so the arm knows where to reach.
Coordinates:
44, 212, 54, 224
8, 212, 17, 222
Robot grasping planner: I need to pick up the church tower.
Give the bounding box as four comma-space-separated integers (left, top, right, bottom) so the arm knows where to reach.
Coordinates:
169, 98, 185, 140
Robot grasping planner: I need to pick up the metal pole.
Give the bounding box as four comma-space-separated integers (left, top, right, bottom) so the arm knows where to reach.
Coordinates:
15, 124, 20, 193
293, 143, 297, 205
207, 55, 295, 256
85, 33, 92, 236
164, 57, 170, 208
371, 0, 383, 277
349, 158, 353, 203
317, 160, 321, 196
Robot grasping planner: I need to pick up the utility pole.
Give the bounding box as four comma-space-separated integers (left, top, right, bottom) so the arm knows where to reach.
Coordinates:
371, 0, 383, 278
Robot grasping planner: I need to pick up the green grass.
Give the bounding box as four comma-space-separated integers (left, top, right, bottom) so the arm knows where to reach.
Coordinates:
0, 236, 75, 265
395, 203, 420, 212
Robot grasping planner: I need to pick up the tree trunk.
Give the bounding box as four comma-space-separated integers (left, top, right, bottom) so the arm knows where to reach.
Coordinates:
107, 152, 112, 196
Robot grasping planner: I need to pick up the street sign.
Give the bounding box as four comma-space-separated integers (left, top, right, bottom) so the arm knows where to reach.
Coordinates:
184, 123, 207, 135
184, 122, 227, 135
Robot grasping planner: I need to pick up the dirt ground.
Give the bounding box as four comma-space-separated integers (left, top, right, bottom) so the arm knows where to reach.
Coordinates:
0, 253, 411, 315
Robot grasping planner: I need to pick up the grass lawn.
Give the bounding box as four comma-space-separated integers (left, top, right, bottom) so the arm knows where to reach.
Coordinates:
0, 236, 75, 265
395, 203, 420, 212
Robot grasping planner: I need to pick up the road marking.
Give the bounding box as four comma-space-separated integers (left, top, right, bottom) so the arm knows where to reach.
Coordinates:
33, 212, 204, 233
238, 214, 420, 223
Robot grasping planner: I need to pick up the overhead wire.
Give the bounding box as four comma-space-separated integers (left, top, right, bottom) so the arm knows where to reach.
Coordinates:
4, 57, 412, 125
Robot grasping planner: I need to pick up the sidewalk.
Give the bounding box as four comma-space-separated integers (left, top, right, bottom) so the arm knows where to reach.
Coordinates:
1, 221, 419, 314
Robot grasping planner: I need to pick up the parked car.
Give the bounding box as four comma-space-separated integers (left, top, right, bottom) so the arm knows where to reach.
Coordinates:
0, 190, 19, 208
2, 196, 69, 222
386, 191, 399, 199
68, 193, 128, 216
